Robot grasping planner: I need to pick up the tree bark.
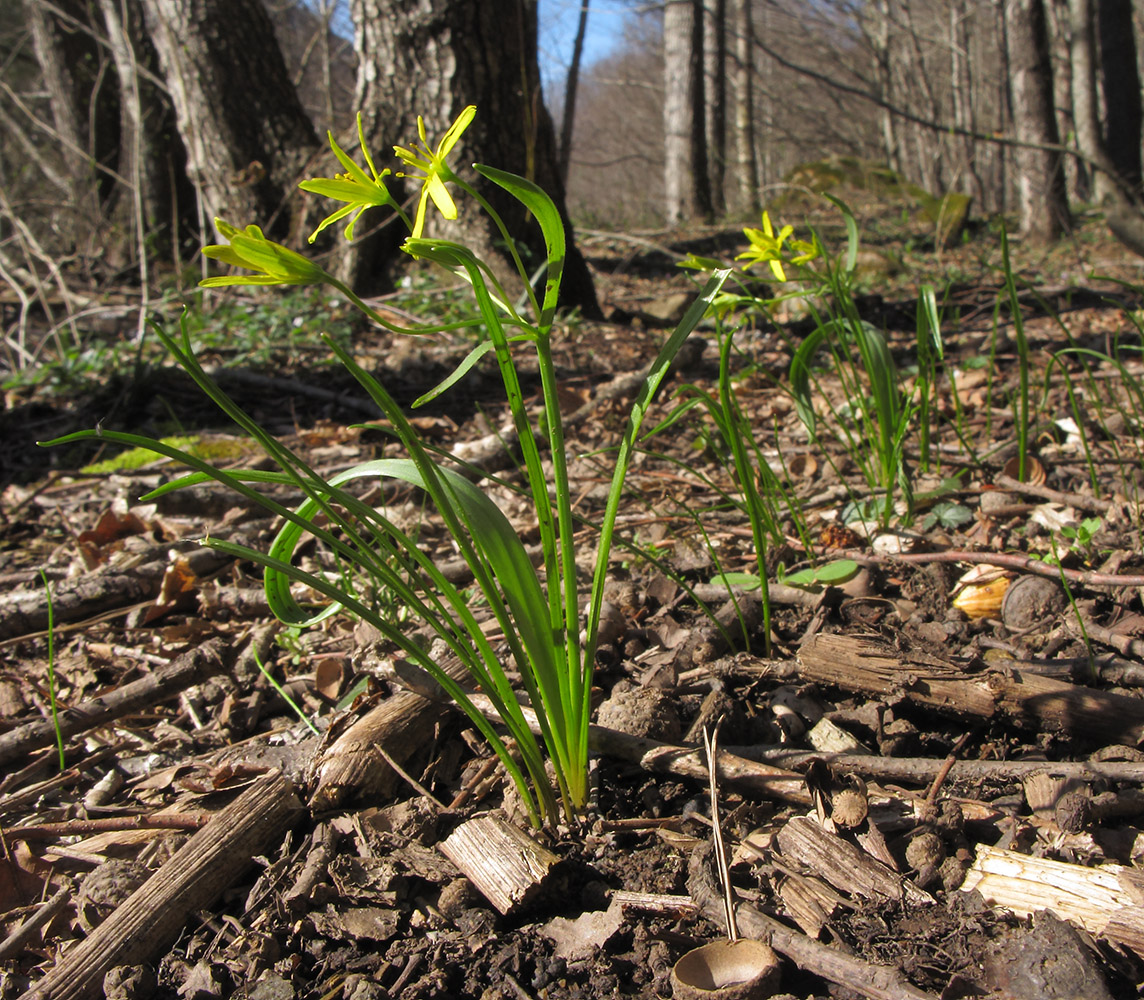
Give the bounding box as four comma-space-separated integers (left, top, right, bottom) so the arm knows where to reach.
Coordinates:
346, 0, 600, 316
703, 0, 726, 216
1004, 0, 1069, 241
558, 0, 590, 187
27, 0, 118, 240
732, 0, 758, 214
139, 0, 320, 243
1097, 0, 1142, 196
1066, 0, 1111, 201
660, 0, 711, 223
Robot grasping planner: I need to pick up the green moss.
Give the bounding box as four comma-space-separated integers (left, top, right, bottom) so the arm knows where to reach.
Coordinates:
81, 435, 251, 474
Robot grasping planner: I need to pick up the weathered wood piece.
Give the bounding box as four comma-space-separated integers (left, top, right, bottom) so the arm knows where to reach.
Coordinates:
0, 636, 233, 767
439, 814, 560, 915
309, 651, 472, 809
25, 770, 304, 1000
687, 842, 938, 1000
776, 815, 934, 907
960, 843, 1144, 959
797, 632, 1144, 745
739, 750, 1144, 788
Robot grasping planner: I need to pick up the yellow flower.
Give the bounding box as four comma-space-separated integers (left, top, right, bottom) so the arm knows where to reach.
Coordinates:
735, 211, 817, 281
393, 105, 476, 239
299, 114, 399, 242
201, 219, 328, 287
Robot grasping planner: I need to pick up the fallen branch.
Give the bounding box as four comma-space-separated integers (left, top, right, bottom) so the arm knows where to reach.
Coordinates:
24, 770, 304, 1000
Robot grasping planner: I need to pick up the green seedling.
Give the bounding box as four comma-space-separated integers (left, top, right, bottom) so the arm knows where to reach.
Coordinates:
922, 501, 974, 532
38, 570, 65, 771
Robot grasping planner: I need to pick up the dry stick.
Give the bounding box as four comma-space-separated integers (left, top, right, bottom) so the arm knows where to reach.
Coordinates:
0, 636, 234, 768
0, 885, 71, 962
24, 770, 304, 1000
688, 842, 937, 1000
992, 473, 1121, 514
6, 813, 209, 841
856, 548, 1144, 588
740, 751, 1144, 788
1070, 611, 1144, 660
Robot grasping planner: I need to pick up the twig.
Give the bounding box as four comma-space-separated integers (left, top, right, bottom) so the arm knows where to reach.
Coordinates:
0, 637, 233, 767
6, 813, 209, 841
855, 548, 1144, 588
703, 723, 737, 941
0, 885, 71, 961
993, 473, 1119, 514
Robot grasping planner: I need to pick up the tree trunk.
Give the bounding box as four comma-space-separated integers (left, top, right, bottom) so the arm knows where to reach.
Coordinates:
97, 0, 195, 270
732, 0, 758, 214
27, 0, 118, 242
1097, 0, 1142, 196
1004, 0, 1069, 241
704, 0, 726, 216
663, 0, 704, 221
558, 0, 590, 186
1066, 0, 1102, 200
347, 0, 600, 316
866, 0, 900, 174
950, 0, 985, 205
140, 0, 320, 244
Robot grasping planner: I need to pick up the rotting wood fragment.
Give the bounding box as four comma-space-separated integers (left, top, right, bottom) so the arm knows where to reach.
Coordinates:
960, 843, 1144, 959
797, 632, 1144, 745
439, 814, 560, 915
776, 815, 933, 907
24, 770, 304, 1000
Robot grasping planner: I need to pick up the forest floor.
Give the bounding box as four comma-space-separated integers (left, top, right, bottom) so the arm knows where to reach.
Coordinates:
4, 196, 1144, 999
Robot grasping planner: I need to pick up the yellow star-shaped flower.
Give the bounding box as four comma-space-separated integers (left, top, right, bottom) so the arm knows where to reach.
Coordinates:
299, 114, 400, 242
393, 105, 476, 239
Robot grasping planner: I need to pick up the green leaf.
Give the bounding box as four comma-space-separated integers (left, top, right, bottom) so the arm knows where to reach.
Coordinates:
789, 323, 831, 436
475, 164, 565, 328
710, 572, 762, 590
412, 340, 494, 407
781, 559, 859, 588
823, 194, 859, 274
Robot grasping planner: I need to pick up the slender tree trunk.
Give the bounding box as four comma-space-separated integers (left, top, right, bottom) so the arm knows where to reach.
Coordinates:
348, 0, 600, 315
732, 0, 758, 214
663, 0, 697, 223
28, 0, 117, 241
950, 0, 984, 205
558, 0, 590, 186
1067, 0, 1115, 201
1047, 0, 1083, 200
1097, 0, 1143, 195
867, 0, 900, 174
140, 0, 320, 243
704, 0, 726, 216
1004, 0, 1070, 241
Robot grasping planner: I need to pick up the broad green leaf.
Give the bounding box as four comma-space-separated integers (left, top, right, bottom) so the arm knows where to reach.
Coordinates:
475, 164, 565, 328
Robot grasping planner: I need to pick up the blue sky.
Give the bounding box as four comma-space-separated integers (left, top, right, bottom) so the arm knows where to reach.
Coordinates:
537, 0, 635, 93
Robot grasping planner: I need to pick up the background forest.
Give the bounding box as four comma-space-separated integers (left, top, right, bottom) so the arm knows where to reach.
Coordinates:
2, 0, 1143, 356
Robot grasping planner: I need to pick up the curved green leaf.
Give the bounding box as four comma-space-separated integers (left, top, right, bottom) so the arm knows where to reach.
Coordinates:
475, 164, 565, 328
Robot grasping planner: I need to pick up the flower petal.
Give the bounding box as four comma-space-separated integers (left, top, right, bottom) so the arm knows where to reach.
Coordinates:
437, 105, 476, 157
426, 173, 458, 220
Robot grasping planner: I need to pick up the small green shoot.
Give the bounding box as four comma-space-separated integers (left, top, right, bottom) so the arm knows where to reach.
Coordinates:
38, 569, 66, 771
922, 501, 974, 532
253, 646, 321, 735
